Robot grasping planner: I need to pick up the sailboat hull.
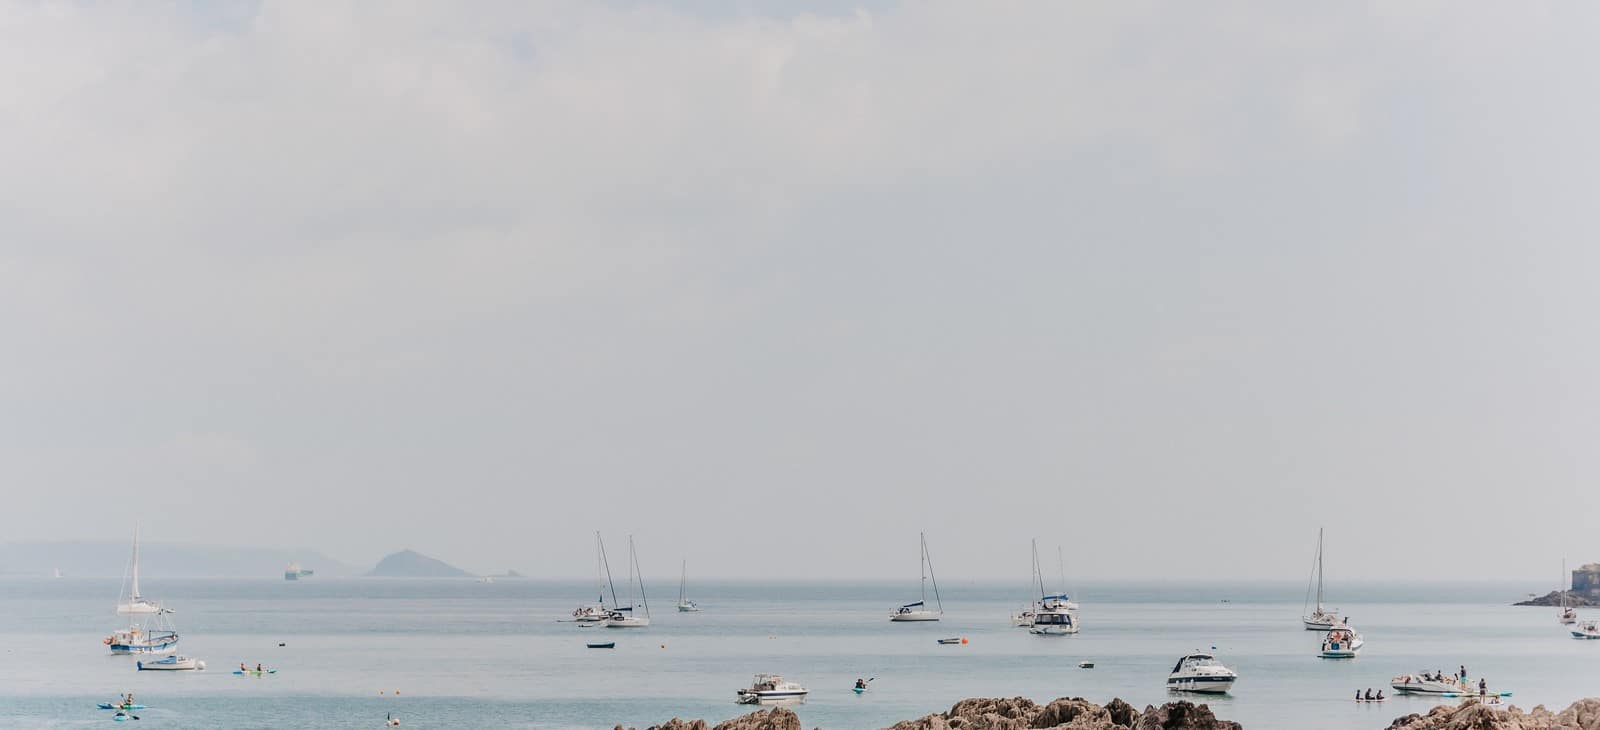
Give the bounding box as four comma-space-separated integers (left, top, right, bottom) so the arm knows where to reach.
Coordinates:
603, 617, 650, 628
889, 611, 941, 622
1303, 619, 1338, 631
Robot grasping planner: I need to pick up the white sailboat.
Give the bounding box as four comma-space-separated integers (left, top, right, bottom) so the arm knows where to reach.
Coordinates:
677, 559, 701, 612
565, 532, 613, 622
890, 532, 943, 621
117, 527, 166, 615
1559, 559, 1578, 625
603, 535, 651, 628
1302, 528, 1340, 631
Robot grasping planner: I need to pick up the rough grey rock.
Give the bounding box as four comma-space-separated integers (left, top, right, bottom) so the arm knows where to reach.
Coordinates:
615, 707, 802, 730
1385, 698, 1600, 730
883, 696, 1238, 730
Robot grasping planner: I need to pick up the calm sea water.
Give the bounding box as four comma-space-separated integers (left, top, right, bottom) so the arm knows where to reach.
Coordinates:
2, 578, 1594, 729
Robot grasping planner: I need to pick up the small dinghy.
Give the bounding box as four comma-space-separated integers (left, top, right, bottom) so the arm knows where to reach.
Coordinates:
1572, 620, 1600, 639
1078, 661, 1095, 669
936, 637, 965, 645
586, 641, 615, 649
138, 655, 204, 671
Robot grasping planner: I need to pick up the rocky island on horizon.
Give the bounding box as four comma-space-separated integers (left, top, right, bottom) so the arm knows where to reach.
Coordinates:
367, 549, 474, 578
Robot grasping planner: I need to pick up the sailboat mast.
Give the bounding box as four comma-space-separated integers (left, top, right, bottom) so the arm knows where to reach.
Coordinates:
1034, 539, 1045, 598
1057, 545, 1067, 597
919, 532, 927, 603
131, 526, 142, 601
1315, 528, 1324, 610
922, 532, 942, 613
598, 532, 620, 608
634, 537, 649, 618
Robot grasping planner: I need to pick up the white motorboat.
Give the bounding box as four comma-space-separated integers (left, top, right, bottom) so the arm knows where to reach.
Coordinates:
1572, 620, 1600, 639
736, 674, 808, 704
1029, 595, 1080, 635
1025, 541, 1080, 635
1011, 607, 1035, 627
603, 535, 651, 628
117, 527, 168, 615
1319, 625, 1363, 658
1391, 672, 1472, 695
1166, 652, 1238, 693
1302, 528, 1340, 630
890, 532, 943, 621
137, 655, 205, 671
677, 559, 701, 612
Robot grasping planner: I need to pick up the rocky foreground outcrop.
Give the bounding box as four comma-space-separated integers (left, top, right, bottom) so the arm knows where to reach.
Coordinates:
617, 698, 1239, 730
887, 697, 1240, 730
1386, 698, 1600, 730
617, 707, 802, 730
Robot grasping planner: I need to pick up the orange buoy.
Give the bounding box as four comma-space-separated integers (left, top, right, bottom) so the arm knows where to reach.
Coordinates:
961, 638, 969, 645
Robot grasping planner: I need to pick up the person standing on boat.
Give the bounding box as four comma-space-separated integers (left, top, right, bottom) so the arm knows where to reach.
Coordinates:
1479, 678, 1488, 696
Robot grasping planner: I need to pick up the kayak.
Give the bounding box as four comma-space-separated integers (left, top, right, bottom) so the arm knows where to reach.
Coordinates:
98, 704, 146, 710
936, 638, 964, 645
232, 669, 277, 675
852, 687, 866, 694
586, 642, 615, 649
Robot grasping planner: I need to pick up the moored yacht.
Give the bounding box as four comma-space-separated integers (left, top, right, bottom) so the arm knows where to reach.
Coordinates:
1029, 594, 1080, 635
890, 532, 943, 621
106, 625, 178, 655
1302, 528, 1339, 630
602, 535, 651, 628
1025, 541, 1080, 635
1319, 625, 1363, 658
677, 559, 701, 613
117, 528, 166, 615
565, 532, 614, 622
1165, 652, 1238, 693
1572, 620, 1600, 639
1559, 560, 1577, 625
736, 674, 808, 704
1391, 672, 1472, 695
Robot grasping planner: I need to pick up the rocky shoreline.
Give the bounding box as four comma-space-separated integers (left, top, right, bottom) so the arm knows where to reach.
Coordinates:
616, 696, 1243, 729
1386, 697, 1600, 729
1514, 590, 1600, 607
617, 696, 1600, 730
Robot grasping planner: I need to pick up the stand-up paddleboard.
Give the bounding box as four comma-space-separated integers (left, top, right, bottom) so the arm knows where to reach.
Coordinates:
1353, 698, 1387, 703
1442, 692, 1512, 698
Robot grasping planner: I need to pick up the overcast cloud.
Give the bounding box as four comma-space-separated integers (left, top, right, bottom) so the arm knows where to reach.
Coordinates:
2, 1, 1597, 581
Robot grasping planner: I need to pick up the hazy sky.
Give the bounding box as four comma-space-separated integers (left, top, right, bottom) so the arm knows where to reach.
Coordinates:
3, 1, 1597, 583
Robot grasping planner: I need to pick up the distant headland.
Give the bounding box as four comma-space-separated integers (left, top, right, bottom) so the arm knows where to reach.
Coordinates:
1514, 562, 1600, 607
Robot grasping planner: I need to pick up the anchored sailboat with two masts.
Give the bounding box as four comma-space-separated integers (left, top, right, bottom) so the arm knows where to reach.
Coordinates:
602, 535, 651, 628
